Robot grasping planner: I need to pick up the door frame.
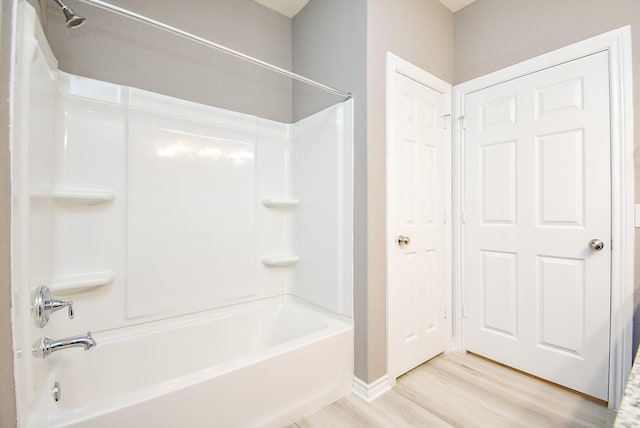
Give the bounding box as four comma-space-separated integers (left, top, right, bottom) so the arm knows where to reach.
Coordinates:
452, 26, 634, 409
385, 52, 453, 383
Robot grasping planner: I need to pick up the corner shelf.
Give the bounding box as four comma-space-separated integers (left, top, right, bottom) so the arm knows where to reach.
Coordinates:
51, 271, 115, 295
262, 197, 299, 209
262, 255, 299, 268
53, 189, 116, 206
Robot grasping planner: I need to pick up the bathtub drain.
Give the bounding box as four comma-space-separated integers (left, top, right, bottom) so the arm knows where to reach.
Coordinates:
52, 382, 61, 402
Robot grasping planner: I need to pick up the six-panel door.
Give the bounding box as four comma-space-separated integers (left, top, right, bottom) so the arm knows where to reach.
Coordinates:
463, 51, 612, 400
392, 73, 448, 378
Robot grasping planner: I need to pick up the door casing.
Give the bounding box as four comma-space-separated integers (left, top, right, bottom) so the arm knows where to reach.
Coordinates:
385, 52, 453, 384
452, 26, 634, 409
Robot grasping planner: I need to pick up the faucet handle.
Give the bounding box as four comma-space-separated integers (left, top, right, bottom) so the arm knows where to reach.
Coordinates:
33, 286, 75, 328
46, 298, 74, 320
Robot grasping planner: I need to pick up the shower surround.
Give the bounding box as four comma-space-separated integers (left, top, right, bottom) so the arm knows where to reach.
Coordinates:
12, 4, 353, 426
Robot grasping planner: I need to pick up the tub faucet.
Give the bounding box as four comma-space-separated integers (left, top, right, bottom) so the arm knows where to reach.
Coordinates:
32, 331, 97, 359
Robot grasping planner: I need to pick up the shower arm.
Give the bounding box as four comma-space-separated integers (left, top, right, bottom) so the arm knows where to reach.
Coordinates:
76, 0, 352, 100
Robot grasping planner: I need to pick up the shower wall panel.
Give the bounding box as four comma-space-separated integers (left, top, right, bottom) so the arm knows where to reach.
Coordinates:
45, 73, 296, 335
52, 92, 127, 327
15, 8, 353, 338
51, 78, 128, 335
11, 2, 60, 410
293, 100, 354, 317
256, 120, 296, 295
126, 101, 256, 318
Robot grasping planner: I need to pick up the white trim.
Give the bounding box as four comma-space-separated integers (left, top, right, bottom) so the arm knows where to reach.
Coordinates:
452, 26, 634, 409
352, 375, 393, 402
385, 52, 453, 381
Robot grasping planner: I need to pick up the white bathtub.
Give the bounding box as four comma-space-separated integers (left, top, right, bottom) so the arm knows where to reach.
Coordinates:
27, 296, 354, 427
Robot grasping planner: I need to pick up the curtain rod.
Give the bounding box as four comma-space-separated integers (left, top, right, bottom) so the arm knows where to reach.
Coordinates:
77, 0, 352, 100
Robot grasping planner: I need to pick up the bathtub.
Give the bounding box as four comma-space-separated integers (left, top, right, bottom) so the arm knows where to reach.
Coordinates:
27, 296, 354, 427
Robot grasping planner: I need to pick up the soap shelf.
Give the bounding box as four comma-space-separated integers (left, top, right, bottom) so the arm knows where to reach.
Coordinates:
53, 189, 116, 206
51, 271, 115, 295
262, 255, 299, 268
262, 197, 299, 209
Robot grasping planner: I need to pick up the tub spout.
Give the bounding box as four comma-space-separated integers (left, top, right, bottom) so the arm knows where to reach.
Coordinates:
32, 331, 97, 359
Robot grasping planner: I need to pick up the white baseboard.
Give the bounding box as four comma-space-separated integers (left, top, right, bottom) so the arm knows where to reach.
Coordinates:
352, 375, 392, 402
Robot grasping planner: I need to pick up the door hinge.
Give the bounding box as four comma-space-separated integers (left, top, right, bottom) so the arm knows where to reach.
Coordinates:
462, 305, 467, 318
442, 113, 451, 130
461, 211, 466, 223
443, 210, 448, 224
458, 115, 466, 130
444, 306, 448, 319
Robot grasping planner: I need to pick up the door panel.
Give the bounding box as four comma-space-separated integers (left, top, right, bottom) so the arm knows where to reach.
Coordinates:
392, 73, 448, 378
481, 250, 518, 337
480, 141, 517, 224
537, 130, 585, 225
537, 255, 585, 355
463, 51, 611, 400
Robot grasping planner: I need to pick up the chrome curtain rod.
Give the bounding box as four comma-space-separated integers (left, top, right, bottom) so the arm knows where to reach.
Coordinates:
77, 0, 352, 100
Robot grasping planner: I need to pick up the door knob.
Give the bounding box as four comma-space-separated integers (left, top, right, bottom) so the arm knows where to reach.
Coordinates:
588, 239, 604, 252
397, 235, 411, 246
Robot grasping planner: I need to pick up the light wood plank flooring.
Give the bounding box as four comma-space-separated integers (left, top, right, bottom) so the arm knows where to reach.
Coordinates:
289, 352, 616, 427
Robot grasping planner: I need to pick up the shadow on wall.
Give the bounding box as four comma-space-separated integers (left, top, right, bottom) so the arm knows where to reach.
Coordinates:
41, 0, 295, 122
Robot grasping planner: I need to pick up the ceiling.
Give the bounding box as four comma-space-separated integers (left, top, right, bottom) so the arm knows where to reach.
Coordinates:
254, 0, 478, 18
438, 0, 478, 12
253, 0, 310, 18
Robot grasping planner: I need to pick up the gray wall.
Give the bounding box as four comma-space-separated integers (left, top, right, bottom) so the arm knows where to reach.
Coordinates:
42, 0, 293, 122
455, 0, 640, 355
365, 0, 454, 382
293, 0, 454, 383
292, 0, 368, 381
1, 1, 16, 426
292, 0, 366, 121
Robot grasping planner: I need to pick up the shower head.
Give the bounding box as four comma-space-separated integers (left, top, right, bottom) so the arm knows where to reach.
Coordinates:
52, 0, 86, 28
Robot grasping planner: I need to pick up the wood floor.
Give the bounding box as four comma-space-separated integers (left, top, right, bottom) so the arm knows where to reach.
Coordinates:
289, 352, 616, 428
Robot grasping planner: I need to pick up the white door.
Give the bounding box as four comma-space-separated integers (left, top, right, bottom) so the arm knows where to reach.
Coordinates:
463, 51, 611, 400
390, 72, 449, 378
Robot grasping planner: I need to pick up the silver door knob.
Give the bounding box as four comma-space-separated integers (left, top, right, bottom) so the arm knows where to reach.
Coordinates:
588, 239, 604, 252
397, 235, 411, 246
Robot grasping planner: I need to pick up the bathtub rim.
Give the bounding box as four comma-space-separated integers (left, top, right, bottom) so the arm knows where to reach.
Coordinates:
66, 293, 351, 346
27, 294, 353, 427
